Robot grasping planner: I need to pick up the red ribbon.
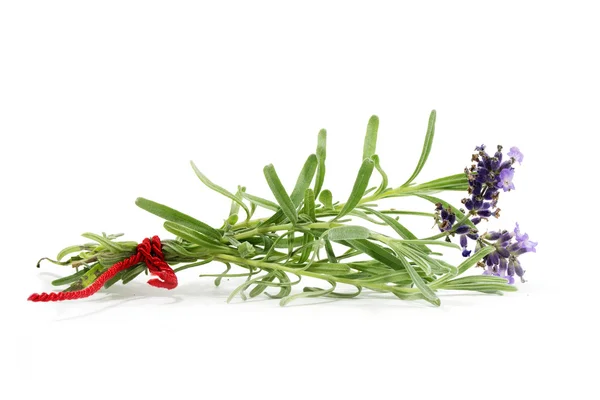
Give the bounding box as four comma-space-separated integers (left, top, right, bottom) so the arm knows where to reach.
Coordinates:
28, 236, 177, 302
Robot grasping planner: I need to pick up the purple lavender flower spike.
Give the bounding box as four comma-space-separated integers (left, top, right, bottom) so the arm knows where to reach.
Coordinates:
445, 144, 536, 279
514, 223, 538, 253
507, 147, 524, 164
497, 168, 515, 192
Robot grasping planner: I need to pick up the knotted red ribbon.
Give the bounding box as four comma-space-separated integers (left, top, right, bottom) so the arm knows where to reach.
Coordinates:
28, 236, 177, 302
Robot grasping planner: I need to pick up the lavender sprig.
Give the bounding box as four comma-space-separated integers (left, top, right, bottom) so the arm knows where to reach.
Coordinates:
33, 111, 536, 306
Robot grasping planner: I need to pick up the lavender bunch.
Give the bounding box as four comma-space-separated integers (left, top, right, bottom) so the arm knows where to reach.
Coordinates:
32, 111, 537, 306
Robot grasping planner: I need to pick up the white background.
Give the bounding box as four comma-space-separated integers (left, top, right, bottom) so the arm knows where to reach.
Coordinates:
1, 1, 597, 399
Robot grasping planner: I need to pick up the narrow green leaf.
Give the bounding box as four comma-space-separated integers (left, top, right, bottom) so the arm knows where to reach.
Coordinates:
314, 129, 327, 197
173, 257, 214, 273
240, 191, 279, 211
389, 243, 439, 305
335, 158, 375, 219
290, 154, 318, 207
190, 161, 251, 220
343, 239, 405, 271
318, 189, 333, 209
227, 273, 271, 303
136, 197, 222, 240
392, 243, 433, 275
457, 246, 495, 275
395, 239, 460, 249
323, 239, 338, 263
327, 226, 371, 241
57, 245, 88, 262
81, 233, 128, 253
362, 115, 379, 160
303, 188, 316, 221
280, 280, 336, 306
265, 271, 298, 299
163, 222, 227, 250
372, 155, 388, 196
51, 268, 89, 286
361, 207, 419, 241
249, 273, 276, 298
412, 173, 468, 191
214, 262, 231, 287
259, 155, 317, 227
402, 110, 436, 186
228, 186, 244, 222
298, 232, 313, 263
121, 264, 147, 284
263, 164, 297, 224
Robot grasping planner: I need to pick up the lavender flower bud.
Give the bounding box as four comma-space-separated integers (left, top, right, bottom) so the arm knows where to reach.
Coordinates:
477, 210, 492, 217
464, 199, 474, 210
489, 251, 500, 265
485, 231, 501, 240
496, 247, 510, 258
455, 225, 470, 235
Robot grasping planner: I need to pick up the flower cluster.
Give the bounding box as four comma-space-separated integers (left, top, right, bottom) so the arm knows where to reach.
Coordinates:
480, 223, 537, 283
456, 145, 524, 256
434, 143, 536, 284
463, 144, 523, 223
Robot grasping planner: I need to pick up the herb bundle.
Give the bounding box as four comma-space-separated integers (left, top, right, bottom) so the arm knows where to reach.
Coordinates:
30, 111, 537, 306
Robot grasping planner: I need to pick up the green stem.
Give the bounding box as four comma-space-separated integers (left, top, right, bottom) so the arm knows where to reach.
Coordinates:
214, 254, 420, 295
233, 222, 341, 240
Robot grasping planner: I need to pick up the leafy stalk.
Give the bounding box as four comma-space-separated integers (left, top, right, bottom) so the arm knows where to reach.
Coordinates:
34, 111, 527, 307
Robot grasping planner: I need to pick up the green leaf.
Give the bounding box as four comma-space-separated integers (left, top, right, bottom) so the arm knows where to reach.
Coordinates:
343, 239, 405, 271
289, 154, 318, 207
260, 155, 318, 227
323, 239, 338, 263
280, 280, 336, 306
318, 189, 333, 209
81, 233, 129, 253
136, 197, 222, 240
228, 186, 244, 222
388, 243, 439, 306
327, 226, 371, 241
303, 188, 316, 221
402, 110, 436, 186
265, 271, 298, 299
360, 207, 420, 241
51, 267, 90, 286
249, 273, 276, 298
412, 173, 468, 191
190, 161, 251, 221
372, 155, 388, 196
335, 158, 375, 220
163, 221, 227, 250
57, 245, 89, 262
240, 191, 279, 211
457, 246, 495, 275
394, 239, 460, 249
121, 264, 147, 284
362, 115, 379, 160
314, 129, 327, 197
173, 258, 214, 273
237, 242, 256, 258
263, 164, 298, 224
